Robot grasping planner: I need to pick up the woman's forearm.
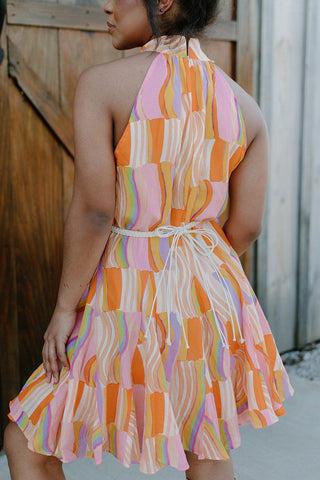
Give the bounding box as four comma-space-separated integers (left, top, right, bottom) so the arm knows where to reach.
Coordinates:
55, 203, 113, 313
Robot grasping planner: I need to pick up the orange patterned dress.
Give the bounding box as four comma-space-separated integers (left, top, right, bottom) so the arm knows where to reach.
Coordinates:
9, 35, 294, 474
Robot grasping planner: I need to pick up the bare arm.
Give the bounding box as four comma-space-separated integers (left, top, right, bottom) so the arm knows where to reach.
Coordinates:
43, 66, 116, 383
218, 68, 269, 256
56, 67, 116, 311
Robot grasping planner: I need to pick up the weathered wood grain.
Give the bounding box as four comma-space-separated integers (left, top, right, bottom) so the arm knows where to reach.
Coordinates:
8, 25, 64, 383
257, 1, 306, 351
59, 29, 122, 123
8, 37, 74, 157
298, 0, 320, 347
7, 1, 108, 31
236, 0, 260, 100
58, 27, 122, 217
200, 40, 235, 77
0, 21, 20, 445
7, 1, 237, 40
235, 0, 261, 279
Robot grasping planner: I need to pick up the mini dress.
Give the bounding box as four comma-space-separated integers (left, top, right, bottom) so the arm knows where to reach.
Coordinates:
9, 35, 294, 474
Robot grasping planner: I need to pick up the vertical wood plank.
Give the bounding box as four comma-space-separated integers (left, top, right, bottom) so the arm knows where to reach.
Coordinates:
0, 22, 20, 441
236, 0, 260, 99
236, 0, 261, 280
200, 40, 234, 76
257, 0, 306, 351
201, 0, 235, 76
298, 0, 320, 346
216, 0, 235, 21
8, 25, 64, 383
58, 10, 122, 217
59, 30, 122, 123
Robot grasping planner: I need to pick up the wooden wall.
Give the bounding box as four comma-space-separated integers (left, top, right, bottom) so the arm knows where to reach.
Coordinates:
297, 0, 320, 347
256, 0, 320, 351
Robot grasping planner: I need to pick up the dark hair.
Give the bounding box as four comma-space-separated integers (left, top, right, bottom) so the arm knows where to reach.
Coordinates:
143, 0, 220, 38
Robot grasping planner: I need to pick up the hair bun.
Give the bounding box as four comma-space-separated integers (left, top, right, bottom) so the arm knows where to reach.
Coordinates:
144, 0, 219, 38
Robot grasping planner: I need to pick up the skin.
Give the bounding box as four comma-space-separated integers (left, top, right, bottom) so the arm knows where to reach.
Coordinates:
219, 69, 269, 256
4, 1, 268, 479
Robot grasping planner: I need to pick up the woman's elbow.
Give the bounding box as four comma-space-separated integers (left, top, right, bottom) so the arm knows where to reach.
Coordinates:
244, 223, 262, 243
224, 220, 262, 255
67, 197, 115, 231
88, 210, 114, 229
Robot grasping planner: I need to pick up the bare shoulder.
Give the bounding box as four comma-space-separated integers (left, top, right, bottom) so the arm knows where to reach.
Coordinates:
215, 65, 268, 146
74, 52, 158, 112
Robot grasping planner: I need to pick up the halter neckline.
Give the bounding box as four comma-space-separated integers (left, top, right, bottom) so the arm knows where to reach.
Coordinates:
141, 35, 211, 61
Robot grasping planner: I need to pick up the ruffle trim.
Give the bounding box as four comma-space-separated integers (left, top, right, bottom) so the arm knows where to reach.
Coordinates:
9, 358, 294, 474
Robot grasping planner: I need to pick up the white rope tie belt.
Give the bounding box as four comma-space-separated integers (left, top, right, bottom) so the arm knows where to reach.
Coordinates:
111, 222, 245, 349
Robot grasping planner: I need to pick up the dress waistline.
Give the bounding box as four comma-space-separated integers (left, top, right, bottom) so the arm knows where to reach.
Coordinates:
110, 222, 245, 348
111, 222, 200, 238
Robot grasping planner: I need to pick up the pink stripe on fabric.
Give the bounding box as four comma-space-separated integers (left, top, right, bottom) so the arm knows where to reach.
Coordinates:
214, 69, 235, 142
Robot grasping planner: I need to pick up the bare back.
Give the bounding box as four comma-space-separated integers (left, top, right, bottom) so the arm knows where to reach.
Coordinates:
92, 51, 160, 151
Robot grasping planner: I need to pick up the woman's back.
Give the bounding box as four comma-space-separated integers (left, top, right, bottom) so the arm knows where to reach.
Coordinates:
112, 35, 246, 229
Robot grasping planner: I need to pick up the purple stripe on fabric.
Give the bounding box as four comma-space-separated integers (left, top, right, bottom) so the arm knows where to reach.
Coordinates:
71, 308, 93, 367
282, 375, 294, 399
127, 170, 140, 230
132, 100, 139, 121
224, 277, 242, 318
163, 437, 169, 464
237, 401, 248, 414
132, 169, 141, 228
159, 237, 170, 266
224, 420, 233, 448
16, 410, 24, 424
93, 434, 102, 449
172, 55, 181, 116
162, 58, 171, 118
234, 97, 242, 142
210, 67, 215, 133
78, 424, 88, 458
212, 310, 227, 380
67, 336, 77, 349
42, 404, 52, 453
189, 363, 205, 450
164, 313, 181, 382
119, 312, 129, 355
201, 61, 209, 105
210, 271, 242, 320
242, 288, 255, 305
189, 398, 205, 451
123, 236, 129, 267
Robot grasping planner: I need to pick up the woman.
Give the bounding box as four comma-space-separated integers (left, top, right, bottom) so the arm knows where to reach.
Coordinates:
4, 1, 294, 479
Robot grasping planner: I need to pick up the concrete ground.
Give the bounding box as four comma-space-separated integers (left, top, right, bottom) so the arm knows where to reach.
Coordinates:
1, 372, 319, 480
